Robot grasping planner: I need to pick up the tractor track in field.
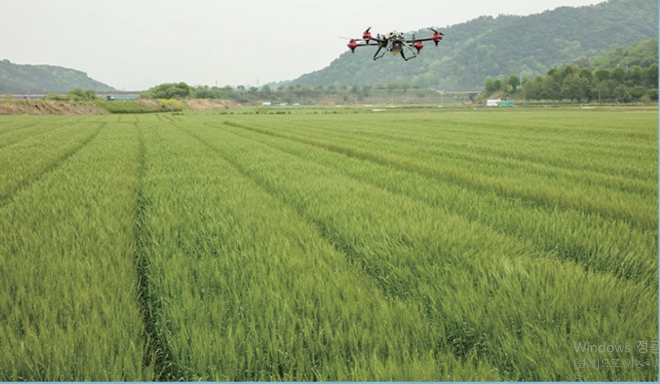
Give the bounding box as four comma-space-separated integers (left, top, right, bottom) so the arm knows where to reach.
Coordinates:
132, 123, 183, 382
0, 124, 104, 208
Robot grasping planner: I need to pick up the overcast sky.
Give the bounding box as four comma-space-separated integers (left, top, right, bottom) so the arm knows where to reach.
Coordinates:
1, 0, 603, 90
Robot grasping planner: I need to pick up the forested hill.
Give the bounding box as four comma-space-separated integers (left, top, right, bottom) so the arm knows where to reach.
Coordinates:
292, 0, 658, 89
587, 38, 659, 68
0, 60, 115, 93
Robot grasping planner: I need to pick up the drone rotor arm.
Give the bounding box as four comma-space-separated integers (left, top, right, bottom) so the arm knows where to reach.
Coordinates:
353, 42, 372, 48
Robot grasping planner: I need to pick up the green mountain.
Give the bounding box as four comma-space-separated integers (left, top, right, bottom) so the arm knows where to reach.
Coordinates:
586, 38, 659, 69
0, 60, 116, 93
292, 0, 658, 89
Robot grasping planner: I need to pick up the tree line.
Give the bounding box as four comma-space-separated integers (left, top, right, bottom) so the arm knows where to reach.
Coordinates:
482, 62, 658, 103
139, 81, 424, 104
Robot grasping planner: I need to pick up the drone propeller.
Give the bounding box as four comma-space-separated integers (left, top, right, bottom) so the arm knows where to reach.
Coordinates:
430, 28, 444, 46
362, 27, 373, 43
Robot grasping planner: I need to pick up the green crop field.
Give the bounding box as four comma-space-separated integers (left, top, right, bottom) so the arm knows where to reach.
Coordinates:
0, 108, 657, 381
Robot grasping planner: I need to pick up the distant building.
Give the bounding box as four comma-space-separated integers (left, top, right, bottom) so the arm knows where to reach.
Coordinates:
106, 95, 137, 101
486, 99, 514, 107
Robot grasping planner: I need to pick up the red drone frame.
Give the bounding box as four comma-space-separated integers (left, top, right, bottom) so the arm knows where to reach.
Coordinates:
348, 27, 444, 61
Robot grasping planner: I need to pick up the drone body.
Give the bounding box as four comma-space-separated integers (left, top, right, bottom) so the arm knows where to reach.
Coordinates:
347, 27, 443, 61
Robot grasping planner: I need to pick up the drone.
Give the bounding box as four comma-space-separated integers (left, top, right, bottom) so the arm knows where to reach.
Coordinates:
347, 27, 444, 61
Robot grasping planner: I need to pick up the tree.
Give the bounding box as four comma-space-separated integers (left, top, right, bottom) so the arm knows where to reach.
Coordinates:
65, 88, 97, 101
645, 64, 658, 87
594, 68, 610, 82
43, 93, 67, 101
508, 75, 520, 92
630, 65, 643, 86
84, 89, 97, 100
611, 67, 625, 85
522, 77, 543, 99
599, 79, 616, 102
613, 85, 631, 102
67, 88, 87, 101
561, 74, 588, 102
542, 73, 561, 100
559, 65, 579, 81
141, 82, 192, 99
362, 84, 372, 97
167, 83, 191, 99
579, 68, 593, 82
629, 85, 646, 100
485, 77, 501, 93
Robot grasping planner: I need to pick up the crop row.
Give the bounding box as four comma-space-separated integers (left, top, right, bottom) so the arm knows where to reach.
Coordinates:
0, 118, 103, 203
220, 111, 657, 225
243, 111, 656, 181
0, 118, 150, 380
214, 115, 657, 286
0, 116, 78, 149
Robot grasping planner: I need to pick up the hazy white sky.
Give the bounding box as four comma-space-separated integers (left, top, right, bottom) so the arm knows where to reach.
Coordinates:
1, 0, 603, 90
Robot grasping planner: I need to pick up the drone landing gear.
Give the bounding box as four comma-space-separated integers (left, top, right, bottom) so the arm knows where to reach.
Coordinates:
372, 46, 387, 61
400, 50, 417, 61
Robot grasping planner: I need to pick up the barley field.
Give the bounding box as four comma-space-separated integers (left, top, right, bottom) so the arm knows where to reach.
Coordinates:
0, 108, 657, 381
